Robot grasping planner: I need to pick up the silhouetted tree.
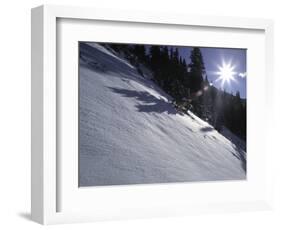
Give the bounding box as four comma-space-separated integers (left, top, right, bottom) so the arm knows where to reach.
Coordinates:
133, 45, 146, 63
188, 48, 205, 93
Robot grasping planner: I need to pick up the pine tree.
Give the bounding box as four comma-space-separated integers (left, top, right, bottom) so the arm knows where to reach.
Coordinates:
187, 48, 206, 116
188, 48, 205, 93
149, 46, 161, 82
157, 46, 170, 90
134, 45, 146, 62
173, 48, 179, 65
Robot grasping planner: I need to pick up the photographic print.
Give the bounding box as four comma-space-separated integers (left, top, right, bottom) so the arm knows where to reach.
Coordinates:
79, 42, 246, 187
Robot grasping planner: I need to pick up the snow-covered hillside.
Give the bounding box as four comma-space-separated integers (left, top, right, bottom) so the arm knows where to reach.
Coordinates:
79, 42, 246, 186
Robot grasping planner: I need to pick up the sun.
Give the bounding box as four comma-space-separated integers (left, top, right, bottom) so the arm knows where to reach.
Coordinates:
215, 60, 236, 87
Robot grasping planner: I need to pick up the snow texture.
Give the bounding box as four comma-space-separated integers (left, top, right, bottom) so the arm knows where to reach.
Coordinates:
79, 42, 246, 187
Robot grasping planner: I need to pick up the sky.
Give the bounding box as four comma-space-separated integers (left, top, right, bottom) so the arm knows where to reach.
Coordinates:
177, 46, 247, 99
143, 45, 247, 99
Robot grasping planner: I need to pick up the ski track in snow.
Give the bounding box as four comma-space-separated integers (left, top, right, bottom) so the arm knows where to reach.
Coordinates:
79, 42, 246, 186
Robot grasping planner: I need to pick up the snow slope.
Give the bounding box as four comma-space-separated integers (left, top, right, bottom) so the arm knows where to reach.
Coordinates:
79, 43, 246, 186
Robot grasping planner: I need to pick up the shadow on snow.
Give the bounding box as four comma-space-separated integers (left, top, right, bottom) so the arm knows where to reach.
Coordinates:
81, 42, 247, 174
108, 87, 177, 115
200, 126, 214, 132
200, 125, 246, 173
79, 42, 162, 94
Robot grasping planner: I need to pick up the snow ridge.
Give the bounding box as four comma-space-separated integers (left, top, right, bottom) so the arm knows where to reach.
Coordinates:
79, 43, 246, 186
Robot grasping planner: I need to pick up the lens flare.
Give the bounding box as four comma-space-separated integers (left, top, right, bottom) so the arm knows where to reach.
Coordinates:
215, 60, 236, 87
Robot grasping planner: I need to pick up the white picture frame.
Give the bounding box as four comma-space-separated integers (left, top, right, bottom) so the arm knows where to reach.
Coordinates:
31, 5, 274, 225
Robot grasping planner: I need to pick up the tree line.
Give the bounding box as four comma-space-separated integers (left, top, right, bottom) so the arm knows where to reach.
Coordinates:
107, 43, 246, 141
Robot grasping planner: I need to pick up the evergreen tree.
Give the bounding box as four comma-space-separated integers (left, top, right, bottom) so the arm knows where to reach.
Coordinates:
133, 45, 146, 62
173, 48, 179, 65
159, 46, 171, 90
149, 46, 162, 82
201, 75, 212, 121
188, 48, 205, 92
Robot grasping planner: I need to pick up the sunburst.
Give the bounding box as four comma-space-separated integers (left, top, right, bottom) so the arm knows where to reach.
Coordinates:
215, 60, 236, 87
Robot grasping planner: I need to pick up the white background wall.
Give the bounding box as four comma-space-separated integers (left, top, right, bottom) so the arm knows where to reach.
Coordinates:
0, 0, 280, 229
